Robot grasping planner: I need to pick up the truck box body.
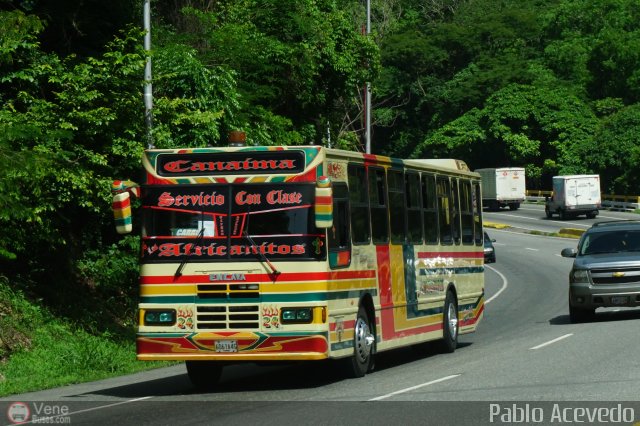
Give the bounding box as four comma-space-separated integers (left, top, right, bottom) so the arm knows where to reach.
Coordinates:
545, 175, 601, 219
476, 167, 526, 210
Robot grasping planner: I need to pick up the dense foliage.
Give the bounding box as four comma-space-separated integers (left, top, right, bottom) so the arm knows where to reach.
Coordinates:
1, 0, 640, 373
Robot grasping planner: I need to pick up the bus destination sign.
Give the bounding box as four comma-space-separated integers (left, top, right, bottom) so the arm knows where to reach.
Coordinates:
156, 151, 305, 177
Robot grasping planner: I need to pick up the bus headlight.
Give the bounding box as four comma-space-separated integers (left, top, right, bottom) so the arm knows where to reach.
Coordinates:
144, 309, 176, 326
281, 308, 313, 324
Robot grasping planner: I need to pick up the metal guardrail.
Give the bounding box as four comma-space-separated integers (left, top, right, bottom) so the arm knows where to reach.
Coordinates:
525, 190, 640, 211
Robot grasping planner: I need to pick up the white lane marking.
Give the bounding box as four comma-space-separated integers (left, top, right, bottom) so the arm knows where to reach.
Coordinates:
539, 218, 588, 228
525, 248, 538, 251
484, 264, 507, 305
369, 374, 460, 401
486, 213, 538, 221
18, 396, 155, 424
368, 263, 504, 401
485, 211, 590, 228
529, 333, 573, 350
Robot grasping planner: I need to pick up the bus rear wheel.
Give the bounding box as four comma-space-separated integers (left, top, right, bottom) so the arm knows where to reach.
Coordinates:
437, 291, 458, 353
186, 361, 223, 391
345, 306, 375, 378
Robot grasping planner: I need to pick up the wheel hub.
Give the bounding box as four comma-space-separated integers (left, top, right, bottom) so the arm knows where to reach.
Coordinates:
354, 317, 374, 362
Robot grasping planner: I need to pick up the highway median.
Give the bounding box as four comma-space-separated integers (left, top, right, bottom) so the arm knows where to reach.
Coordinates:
484, 221, 583, 239
484, 221, 510, 229
557, 228, 585, 238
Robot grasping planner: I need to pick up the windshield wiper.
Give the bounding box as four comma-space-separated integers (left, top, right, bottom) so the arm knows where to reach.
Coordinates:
175, 226, 205, 278
244, 209, 280, 277
243, 230, 281, 277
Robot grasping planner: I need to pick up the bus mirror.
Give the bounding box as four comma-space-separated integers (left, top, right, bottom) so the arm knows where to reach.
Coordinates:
111, 180, 139, 235
112, 191, 132, 234
315, 176, 333, 229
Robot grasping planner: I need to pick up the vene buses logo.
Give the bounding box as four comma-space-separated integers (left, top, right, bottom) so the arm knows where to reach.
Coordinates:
157, 151, 305, 177
7, 402, 30, 423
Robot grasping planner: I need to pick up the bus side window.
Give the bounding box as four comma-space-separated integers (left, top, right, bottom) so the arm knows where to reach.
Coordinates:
406, 172, 423, 243
328, 183, 351, 268
388, 169, 406, 244
348, 164, 371, 244
369, 167, 389, 244
422, 173, 438, 244
460, 180, 474, 245
451, 179, 461, 244
437, 177, 453, 245
473, 182, 483, 245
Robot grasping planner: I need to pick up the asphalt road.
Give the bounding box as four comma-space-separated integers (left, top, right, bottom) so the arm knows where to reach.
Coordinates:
483, 203, 637, 234
3, 209, 640, 425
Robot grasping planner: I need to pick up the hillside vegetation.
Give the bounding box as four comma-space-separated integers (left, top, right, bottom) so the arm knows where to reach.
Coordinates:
1, 0, 640, 394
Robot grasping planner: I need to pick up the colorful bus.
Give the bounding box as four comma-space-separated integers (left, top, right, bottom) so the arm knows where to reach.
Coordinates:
111, 134, 485, 389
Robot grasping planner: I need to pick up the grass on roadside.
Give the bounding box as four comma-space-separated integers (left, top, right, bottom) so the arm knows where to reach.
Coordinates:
0, 279, 172, 397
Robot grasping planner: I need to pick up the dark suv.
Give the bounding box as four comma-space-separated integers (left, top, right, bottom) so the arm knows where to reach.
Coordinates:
561, 220, 640, 322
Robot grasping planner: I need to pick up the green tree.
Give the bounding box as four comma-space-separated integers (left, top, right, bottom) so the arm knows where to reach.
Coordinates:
161, 0, 379, 147
588, 104, 640, 193
372, 0, 552, 157
413, 83, 599, 189
0, 10, 147, 320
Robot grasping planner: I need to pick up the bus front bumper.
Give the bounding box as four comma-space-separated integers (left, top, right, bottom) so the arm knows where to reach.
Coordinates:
137, 331, 329, 361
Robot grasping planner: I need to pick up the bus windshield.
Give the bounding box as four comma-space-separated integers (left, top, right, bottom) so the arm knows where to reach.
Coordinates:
141, 183, 325, 262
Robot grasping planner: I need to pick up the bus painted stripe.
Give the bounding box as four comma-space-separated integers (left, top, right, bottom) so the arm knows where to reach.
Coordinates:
112, 198, 130, 209
140, 270, 376, 284
315, 205, 332, 214
140, 289, 378, 304
140, 282, 377, 296
140, 281, 378, 296
266, 290, 380, 302
114, 217, 132, 226
417, 251, 483, 259
315, 213, 333, 221
376, 245, 395, 340
389, 245, 407, 305
113, 206, 131, 219
138, 331, 327, 339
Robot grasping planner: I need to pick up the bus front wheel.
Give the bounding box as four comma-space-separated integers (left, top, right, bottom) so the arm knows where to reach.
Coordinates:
345, 306, 375, 378
186, 361, 223, 391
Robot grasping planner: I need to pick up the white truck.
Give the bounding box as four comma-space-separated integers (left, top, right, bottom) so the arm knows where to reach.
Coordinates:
545, 174, 601, 219
476, 167, 526, 211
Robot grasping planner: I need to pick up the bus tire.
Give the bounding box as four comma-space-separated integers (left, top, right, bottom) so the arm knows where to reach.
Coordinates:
186, 361, 223, 391
545, 207, 552, 218
345, 306, 375, 378
438, 290, 458, 353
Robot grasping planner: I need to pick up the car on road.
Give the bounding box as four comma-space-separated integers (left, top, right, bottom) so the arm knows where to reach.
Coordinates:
484, 232, 496, 263
561, 220, 640, 322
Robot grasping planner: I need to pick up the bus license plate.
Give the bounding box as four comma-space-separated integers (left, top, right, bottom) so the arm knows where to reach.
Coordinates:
611, 296, 628, 305
215, 340, 238, 353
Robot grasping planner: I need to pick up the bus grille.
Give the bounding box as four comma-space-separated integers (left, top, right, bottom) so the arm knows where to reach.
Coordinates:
195, 305, 260, 330
197, 283, 260, 299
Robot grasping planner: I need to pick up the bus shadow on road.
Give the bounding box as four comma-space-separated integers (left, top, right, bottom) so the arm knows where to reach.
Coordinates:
89, 343, 474, 397
550, 308, 640, 325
